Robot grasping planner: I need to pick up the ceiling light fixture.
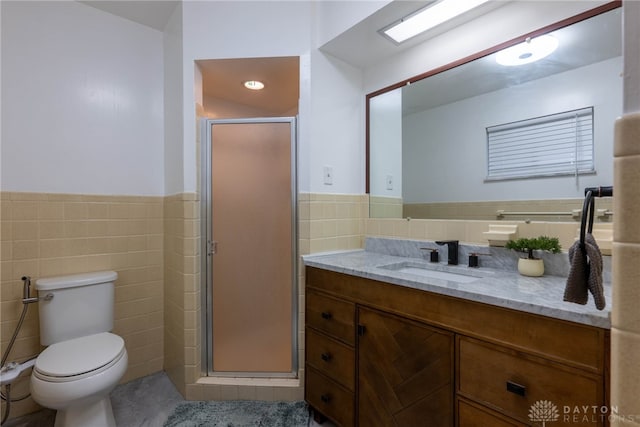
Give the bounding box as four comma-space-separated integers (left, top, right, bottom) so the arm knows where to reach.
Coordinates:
496, 35, 559, 66
381, 0, 491, 44
243, 80, 265, 90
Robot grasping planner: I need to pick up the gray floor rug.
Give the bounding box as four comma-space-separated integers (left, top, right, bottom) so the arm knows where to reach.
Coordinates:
163, 400, 310, 427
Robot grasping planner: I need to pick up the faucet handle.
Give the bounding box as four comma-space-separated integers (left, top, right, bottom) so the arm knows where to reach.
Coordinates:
421, 247, 439, 262
468, 252, 491, 268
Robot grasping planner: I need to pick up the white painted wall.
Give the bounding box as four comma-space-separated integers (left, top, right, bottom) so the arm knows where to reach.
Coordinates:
314, 0, 391, 48
370, 88, 402, 198
402, 57, 621, 203
1, 1, 164, 196
164, 3, 184, 196
308, 51, 364, 194
0, 2, 3, 189
310, 1, 379, 194
299, 54, 312, 194
623, 1, 640, 114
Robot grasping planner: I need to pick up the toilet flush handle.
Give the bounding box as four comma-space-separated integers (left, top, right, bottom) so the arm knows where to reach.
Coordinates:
22, 293, 53, 305
20, 276, 53, 304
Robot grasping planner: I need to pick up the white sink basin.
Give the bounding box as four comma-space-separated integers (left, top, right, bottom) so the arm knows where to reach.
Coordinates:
378, 262, 483, 283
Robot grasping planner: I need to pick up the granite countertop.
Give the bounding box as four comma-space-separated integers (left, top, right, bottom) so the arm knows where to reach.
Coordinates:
303, 249, 611, 329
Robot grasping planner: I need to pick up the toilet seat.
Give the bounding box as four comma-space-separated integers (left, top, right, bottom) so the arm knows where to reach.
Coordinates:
34, 332, 125, 383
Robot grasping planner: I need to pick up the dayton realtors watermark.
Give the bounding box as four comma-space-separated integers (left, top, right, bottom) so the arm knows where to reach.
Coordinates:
563, 405, 638, 423
529, 400, 639, 425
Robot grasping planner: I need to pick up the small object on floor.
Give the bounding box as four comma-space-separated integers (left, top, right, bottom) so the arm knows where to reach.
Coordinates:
163, 400, 310, 427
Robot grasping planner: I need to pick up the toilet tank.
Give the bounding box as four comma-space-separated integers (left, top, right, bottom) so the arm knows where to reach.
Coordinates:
35, 271, 118, 346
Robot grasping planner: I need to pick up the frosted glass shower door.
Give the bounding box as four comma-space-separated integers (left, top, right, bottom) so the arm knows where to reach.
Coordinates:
207, 119, 295, 374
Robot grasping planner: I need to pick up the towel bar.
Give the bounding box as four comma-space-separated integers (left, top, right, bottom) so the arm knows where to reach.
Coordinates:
496, 209, 613, 219
496, 209, 581, 218
580, 186, 613, 248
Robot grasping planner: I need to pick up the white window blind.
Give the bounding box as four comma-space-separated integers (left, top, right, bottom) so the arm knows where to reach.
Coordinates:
486, 107, 594, 181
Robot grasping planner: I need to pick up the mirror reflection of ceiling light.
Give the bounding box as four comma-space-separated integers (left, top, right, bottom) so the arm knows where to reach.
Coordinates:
496, 35, 559, 66
243, 80, 265, 90
381, 0, 491, 44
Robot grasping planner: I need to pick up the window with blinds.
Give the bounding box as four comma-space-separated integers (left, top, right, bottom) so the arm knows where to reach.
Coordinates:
486, 107, 595, 181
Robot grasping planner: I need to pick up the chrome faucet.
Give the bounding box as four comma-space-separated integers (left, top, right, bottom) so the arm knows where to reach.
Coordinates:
435, 240, 459, 265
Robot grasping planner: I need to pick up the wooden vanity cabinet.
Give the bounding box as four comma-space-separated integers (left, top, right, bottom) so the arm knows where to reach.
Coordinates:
305, 266, 609, 427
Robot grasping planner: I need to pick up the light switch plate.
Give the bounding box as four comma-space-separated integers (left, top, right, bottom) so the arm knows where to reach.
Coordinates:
323, 165, 333, 185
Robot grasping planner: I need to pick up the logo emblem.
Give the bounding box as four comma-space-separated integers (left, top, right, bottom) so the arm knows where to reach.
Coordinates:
529, 400, 560, 426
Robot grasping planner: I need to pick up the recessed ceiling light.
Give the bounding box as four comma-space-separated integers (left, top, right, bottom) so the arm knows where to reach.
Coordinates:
496, 35, 559, 66
381, 0, 491, 44
243, 80, 265, 90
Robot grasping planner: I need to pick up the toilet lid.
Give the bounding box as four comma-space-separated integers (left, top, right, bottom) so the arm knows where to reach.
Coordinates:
35, 332, 125, 378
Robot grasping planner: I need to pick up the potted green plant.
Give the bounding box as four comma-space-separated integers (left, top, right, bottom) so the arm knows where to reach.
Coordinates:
505, 236, 562, 277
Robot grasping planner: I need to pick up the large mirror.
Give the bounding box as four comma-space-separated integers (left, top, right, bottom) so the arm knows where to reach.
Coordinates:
368, 4, 621, 221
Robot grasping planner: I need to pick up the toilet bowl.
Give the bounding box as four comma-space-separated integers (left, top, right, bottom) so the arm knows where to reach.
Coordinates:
31, 332, 128, 427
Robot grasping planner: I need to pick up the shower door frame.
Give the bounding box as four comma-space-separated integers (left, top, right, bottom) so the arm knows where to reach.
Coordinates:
200, 117, 298, 378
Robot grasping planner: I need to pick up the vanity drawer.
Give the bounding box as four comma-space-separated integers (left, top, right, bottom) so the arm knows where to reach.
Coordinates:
457, 398, 527, 427
306, 366, 354, 427
306, 289, 355, 345
306, 328, 355, 391
458, 336, 603, 425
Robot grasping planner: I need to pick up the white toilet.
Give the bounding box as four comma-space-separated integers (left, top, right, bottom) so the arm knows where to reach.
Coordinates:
30, 271, 128, 427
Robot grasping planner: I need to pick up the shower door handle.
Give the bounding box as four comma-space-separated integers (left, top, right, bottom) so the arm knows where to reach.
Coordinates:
207, 240, 218, 256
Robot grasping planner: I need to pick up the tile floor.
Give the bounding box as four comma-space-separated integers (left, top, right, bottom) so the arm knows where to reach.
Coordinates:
4, 371, 333, 427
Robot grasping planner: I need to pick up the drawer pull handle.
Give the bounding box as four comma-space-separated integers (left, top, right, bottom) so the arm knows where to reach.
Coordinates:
321, 394, 331, 403
506, 380, 526, 397
321, 311, 332, 320
321, 352, 332, 362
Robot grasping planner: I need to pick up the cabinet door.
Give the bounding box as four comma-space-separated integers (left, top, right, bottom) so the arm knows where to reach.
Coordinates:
357, 307, 454, 427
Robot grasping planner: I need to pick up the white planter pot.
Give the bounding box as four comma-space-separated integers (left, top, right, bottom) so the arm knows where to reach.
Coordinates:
517, 258, 544, 277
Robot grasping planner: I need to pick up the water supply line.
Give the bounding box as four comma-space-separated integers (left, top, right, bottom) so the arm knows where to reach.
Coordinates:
1, 276, 40, 424
1, 277, 38, 368
1, 383, 11, 426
